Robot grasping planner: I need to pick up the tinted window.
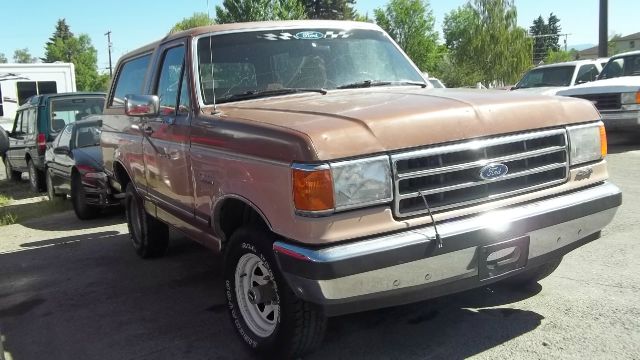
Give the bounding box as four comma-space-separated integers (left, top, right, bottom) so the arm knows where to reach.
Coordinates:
178, 70, 191, 114
576, 64, 599, 84
155, 46, 185, 116
58, 124, 73, 148
515, 66, 575, 89
50, 97, 105, 131
111, 54, 151, 107
17, 82, 37, 105
75, 124, 101, 148
38, 81, 58, 95
599, 54, 640, 79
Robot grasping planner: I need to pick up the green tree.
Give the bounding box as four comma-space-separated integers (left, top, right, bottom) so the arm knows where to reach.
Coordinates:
170, 12, 215, 33
215, 0, 306, 23
443, 0, 531, 87
0, 53, 8, 63
304, 0, 356, 20
545, 49, 573, 64
13, 48, 38, 63
374, 0, 442, 72
529, 13, 562, 64
43, 20, 103, 91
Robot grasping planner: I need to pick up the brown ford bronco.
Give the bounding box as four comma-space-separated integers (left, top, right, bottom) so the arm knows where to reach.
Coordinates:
101, 20, 621, 358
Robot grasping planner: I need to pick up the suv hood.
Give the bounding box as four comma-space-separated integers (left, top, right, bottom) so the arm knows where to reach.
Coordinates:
216, 87, 599, 160
557, 76, 640, 96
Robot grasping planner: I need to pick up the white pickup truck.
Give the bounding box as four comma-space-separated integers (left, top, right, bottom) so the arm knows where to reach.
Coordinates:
557, 50, 640, 132
512, 60, 603, 95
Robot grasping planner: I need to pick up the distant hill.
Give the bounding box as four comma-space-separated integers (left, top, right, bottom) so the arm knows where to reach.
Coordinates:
568, 43, 596, 51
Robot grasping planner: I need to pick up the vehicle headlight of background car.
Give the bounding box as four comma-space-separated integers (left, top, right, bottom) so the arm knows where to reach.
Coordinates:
567, 122, 607, 166
292, 156, 392, 215
621, 91, 640, 110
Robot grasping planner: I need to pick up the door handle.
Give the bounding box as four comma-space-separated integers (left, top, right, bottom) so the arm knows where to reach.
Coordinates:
143, 125, 154, 135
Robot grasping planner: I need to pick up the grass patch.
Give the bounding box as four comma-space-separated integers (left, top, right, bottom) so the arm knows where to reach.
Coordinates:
0, 179, 72, 226
0, 198, 72, 226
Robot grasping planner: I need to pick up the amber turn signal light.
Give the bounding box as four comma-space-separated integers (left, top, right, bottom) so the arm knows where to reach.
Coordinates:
599, 123, 607, 158
292, 167, 334, 212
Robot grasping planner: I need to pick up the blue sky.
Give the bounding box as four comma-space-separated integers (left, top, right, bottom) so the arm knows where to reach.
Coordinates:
0, 0, 636, 72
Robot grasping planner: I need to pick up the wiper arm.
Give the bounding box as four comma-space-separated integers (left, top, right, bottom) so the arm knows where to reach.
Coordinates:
217, 88, 327, 103
337, 80, 427, 89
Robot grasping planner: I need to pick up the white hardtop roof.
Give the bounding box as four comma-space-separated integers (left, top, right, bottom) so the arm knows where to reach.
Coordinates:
610, 50, 640, 59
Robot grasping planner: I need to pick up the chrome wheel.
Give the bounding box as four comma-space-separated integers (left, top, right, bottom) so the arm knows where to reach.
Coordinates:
234, 253, 280, 338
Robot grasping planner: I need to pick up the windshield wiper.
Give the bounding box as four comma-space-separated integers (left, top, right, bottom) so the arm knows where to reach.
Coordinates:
336, 80, 427, 89
216, 88, 327, 104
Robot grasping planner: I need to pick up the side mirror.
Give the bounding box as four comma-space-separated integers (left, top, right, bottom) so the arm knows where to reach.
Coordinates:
53, 146, 70, 155
125, 94, 159, 117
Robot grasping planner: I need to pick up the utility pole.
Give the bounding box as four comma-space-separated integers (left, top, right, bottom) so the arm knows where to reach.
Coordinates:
105, 30, 113, 77
598, 0, 608, 57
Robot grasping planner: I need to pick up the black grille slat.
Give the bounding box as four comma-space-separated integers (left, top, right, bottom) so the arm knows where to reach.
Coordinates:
570, 93, 621, 110
392, 129, 569, 217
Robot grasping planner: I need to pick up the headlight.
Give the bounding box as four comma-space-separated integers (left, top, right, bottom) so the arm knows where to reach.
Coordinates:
331, 156, 392, 211
291, 156, 392, 216
621, 91, 640, 104
567, 122, 607, 166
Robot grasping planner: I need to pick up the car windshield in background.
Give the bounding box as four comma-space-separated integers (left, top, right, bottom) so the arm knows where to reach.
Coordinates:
515, 66, 575, 89
197, 28, 425, 104
50, 97, 105, 132
598, 54, 640, 80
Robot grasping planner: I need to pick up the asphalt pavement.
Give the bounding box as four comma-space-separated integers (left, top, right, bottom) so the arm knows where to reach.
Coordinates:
0, 135, 639, 360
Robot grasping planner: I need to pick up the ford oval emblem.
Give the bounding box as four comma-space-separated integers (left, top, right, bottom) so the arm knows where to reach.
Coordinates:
294, 31, 325, 40
479, 163, 509, 180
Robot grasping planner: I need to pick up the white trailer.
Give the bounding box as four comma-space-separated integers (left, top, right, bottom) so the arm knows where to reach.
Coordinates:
0, 63, 76, 130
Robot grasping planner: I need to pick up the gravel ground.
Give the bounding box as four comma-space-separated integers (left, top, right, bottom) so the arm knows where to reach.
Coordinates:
0, 136, 638, 360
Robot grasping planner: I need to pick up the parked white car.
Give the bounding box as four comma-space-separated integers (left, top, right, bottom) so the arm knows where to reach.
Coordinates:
557, 50, 640, 132
512, 60, 602, 95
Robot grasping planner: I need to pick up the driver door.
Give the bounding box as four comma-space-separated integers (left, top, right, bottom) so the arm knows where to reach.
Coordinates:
142, 42, 195, 227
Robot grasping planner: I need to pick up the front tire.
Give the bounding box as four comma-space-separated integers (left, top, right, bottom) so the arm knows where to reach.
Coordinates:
125, 182, 169, 258
4, 157, 22, 181
72, 175, 100, 220
28, 159, 45, 192
46, 169, 65, 201
224, 227, 327, 359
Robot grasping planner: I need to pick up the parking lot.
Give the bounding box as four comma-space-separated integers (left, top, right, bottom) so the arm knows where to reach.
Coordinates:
1, 135, 639, 360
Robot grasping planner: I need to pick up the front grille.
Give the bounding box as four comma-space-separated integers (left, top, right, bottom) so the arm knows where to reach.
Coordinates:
391, 129, 569, 218
570, 93, 621, 110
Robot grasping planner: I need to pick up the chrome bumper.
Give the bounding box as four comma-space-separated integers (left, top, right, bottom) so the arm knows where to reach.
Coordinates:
600, 109, 640, 130
273, 182, 621, 316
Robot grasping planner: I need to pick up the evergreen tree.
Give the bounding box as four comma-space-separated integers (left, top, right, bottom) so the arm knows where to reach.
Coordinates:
529, 13, 562, 64
42, 19, 103, 91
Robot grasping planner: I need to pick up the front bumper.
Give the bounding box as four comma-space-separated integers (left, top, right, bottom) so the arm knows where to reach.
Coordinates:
273, 182, 621, 316
600, 109, 640, 131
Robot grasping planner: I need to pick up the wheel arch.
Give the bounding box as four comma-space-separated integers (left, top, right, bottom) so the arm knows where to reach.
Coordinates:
213, 195, 274, 247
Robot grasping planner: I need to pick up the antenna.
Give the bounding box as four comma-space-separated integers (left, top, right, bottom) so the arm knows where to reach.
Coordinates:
419, 191, 443, 248
209, 35, 216, 112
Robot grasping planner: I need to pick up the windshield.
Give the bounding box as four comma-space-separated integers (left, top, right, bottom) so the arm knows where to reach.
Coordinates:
197, 28, 424, 104
598, 54, 640, 80
515, 66, 575, 89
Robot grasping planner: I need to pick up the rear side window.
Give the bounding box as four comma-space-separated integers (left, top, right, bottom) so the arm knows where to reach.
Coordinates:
111, 54, 151, 107
50, 97, 105, 131
25, 108, 36, 134
576, 64, 598, 84
58, 124, 73, 148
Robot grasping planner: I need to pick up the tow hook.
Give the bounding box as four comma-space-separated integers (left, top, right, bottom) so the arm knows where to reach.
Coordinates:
247, 282, 277, 305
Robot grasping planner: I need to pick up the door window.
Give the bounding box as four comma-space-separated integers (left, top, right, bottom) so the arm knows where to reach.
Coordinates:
155, 46, 185, 116
110, 54, 152, 107
576, 64, 598, 84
